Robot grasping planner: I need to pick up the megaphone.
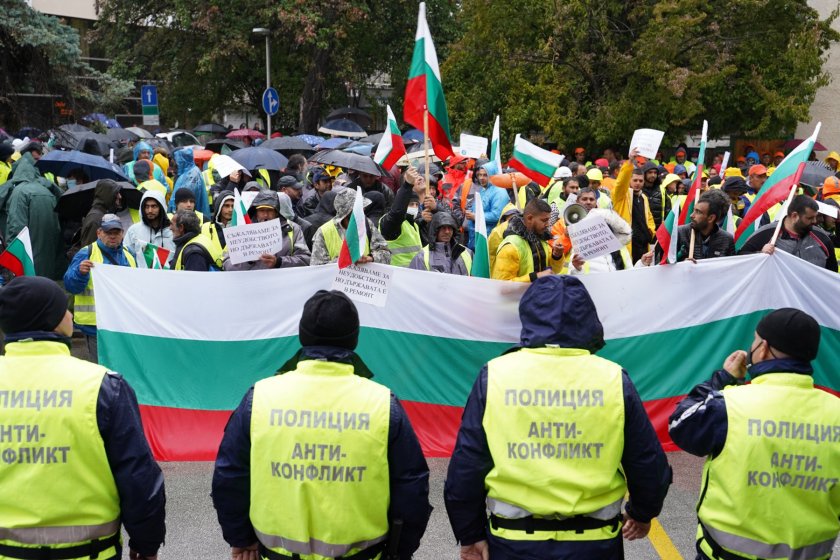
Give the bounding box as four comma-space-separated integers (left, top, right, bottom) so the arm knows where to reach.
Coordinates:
564, 203, 588, 225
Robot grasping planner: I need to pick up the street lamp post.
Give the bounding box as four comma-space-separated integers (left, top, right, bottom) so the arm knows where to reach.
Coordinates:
252, 27, 271, 137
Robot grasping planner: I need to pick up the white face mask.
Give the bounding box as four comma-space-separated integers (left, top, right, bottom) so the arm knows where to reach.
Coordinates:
406, 206, 419, 218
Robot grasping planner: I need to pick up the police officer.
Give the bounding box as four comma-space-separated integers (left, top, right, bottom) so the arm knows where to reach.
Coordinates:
0, 276, 165, 560
212, 290, 431, 560
445, 275, 671, 559
669, 308, 840, 560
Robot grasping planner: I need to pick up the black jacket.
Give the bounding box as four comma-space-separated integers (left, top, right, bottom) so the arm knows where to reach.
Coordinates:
656, 224, 735, 262
172, 231, 214, 271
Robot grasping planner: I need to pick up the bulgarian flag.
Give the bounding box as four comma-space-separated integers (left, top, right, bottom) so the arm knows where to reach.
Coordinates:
656, 198, 681, 264
472, 191, 490, 278
404, 2, 454, 161
139, 242, 171, 270
0, 227, 35, 277
231, 188, 251, 226
722, 205, 737, 236
338, 187, 368, 269
678, 120, 707, 225
509, 134, 563, 187
374, 105, 407, 171
734, 123, 821, 250
490, 115, 502, 175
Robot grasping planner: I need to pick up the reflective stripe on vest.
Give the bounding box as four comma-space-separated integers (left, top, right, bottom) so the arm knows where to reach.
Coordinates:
380, 218, 421, 267
483, 347, 626, 542
321, 220, 370, 262
422, 246, 472, 275
249, 360, 390, 558
497, 235, 549, 277
0, 341, 121, 555
697, 374, 840, 560
74, 242, 136, 326
174, 233, 221, 270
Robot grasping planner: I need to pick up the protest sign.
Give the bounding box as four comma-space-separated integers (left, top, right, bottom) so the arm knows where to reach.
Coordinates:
630, 128, 665, 160
332, 265, 393, 307
224, 218, 284, 265
817, 201, 839, 219
458, 133, 489, 159
566, 213, 623, 260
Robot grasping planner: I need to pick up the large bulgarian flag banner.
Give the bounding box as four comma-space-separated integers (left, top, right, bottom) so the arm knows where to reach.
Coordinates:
93, 252, 840, 461
404, 2, 454, 161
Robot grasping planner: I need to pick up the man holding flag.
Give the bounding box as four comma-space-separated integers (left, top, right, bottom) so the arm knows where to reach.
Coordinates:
655, 191, 734, 263
124, 190, 175, 267
310, 188, 391, 266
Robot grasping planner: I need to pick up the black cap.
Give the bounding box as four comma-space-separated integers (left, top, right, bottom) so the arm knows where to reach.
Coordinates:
756, 308, 820, 362
298, 290, 359, 350
723, 176, 747, 193
174, 187, 195, 204
0, 143, 13, 161
0, 277, 67, 334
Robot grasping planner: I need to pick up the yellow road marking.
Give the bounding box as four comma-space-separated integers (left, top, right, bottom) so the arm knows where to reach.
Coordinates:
649, 518, 684, 559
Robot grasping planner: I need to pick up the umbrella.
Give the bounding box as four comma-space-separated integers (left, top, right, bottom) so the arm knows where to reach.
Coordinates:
56, 180, 141, 221
59, 123, 89, 133
37, 150, 130, 182
294, 134, 325, 146
343, 143, 373, 157
402, 129, 424, 144
317, 138, 352, 150
230, 147, 288, 171
61, 132, 117, 158
317, 118, 367, 139
782, 138, 828, 152
359, 132, 384, 145
799, 161, 836, 193
226, 128, 265, 140
261, 136, 316, 155
82, 113, 122, 129
106, 128, 140, 144
326, 107, 372, 128
17, 127, 42, 139
126, 126, 154, 139
397, 147, 442, 167
193, 123, 229, 135
205, 138, 245, 153
309, 149, 386, 176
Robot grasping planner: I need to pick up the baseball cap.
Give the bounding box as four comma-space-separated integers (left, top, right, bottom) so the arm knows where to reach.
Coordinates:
99, 214, 123, 231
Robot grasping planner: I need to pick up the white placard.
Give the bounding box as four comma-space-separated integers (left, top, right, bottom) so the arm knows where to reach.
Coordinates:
817, 201, 839, 219
331, 265, 392, 307
566, 213, 623, 261
224, 219, 284, 265
458, 133, 489, 159
629, 128, 665, 160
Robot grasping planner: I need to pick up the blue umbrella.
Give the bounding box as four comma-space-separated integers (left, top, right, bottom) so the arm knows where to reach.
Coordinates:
343, 143, 372, 157
229, 147, 289, 171
317, 137, 352, 150
82, 113, 122, 129
294, 134, 325, 146
36, 149, 130, 182
317, 118, 367, 139
402, 129, 424, 144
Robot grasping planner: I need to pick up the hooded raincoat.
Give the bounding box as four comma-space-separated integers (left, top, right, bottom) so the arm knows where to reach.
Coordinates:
123, 142, 167, 186
124, 190, 175, 264
169, 147, 210, 216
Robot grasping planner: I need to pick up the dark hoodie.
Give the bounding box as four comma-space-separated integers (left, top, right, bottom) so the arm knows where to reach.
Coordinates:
641, 162, 670, 228
306, 190, 339, 233
80, 179, 121, 246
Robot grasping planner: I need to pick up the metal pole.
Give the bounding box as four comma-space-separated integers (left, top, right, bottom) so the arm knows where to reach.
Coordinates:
265, 34, 271, 137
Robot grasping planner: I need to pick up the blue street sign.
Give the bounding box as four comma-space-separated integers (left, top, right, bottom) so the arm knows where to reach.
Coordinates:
262, 87, 279, 116
141, 85, 158, 107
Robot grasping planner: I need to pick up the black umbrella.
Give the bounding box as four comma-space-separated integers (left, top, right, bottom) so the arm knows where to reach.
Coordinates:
317, 118, 367, 139
800, 161, 835, 193
230, 147, 289, 171
17, 127, 42, 139
308, 149, 386, 176
37, 150, 130, 182
106, 128, 140, 144
54, 131, 116, 158
205, 138, 245, 153
358, 132, 384, 145
56, 180, 142, 220
193, 123, 229, 135
59, 123, 89, 133
326, 107, 372, 128
261, 136, 316, 155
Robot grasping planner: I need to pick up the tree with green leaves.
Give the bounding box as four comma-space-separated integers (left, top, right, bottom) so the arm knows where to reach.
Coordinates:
0, 0, 131, 131
442, 0, 839, 153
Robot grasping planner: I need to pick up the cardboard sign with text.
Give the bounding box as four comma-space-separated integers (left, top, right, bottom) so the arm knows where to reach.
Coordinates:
566, 214, 623, 261
225, 219, 284, 265
331, 265, 393, 307
629, 128, 665, 160
458, 134, 489, 159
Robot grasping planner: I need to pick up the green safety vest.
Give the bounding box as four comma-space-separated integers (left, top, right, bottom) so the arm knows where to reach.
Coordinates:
483, 347, 626, 542
321, 220, 370, 263
174, 233, 221, 271
250, 360, 391, 559
496, 235, 550, 277
199, 222, 225, 267
696, 374, 840, 560
380, 218, 421, 267
0, 340, 121, 559
74, 242, 136, 327
421, 246, 472, 275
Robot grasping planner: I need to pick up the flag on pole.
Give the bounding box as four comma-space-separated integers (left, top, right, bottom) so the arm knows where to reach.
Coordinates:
0, 227, 35, 277
374, 105, 407, 171
404, 2, 454, 161
722, 205, 737, 236
656, 198, 681, 264
139, 242, 171, 270
734, 123, 821, 250
490, 116, 502, 175
472, 191, 490, 278
509, 134, 564, 187
231, 188, 251, 226
679, 120, 707, 225
338, 187, 368, 269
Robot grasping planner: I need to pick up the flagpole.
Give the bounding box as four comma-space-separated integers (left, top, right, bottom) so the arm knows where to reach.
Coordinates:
769, 162, 806, 247
688, 186, 700, 258
423, 108, 430, 198
511, 174, 520, 211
